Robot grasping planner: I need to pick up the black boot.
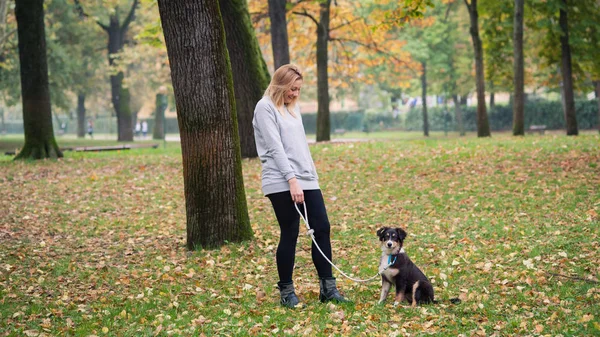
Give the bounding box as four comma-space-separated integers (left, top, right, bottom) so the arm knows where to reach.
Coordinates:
319, 277, 351, 303
277, 281, 301, 308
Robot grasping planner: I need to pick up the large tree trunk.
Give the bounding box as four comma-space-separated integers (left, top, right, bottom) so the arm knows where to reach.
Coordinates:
512, 0, 525, 136
220, 0, 270, 158
452, 94, 465, 136
594, 80, 600, 134
14, 0, 62, 160
421, 61, 429, 137
77, 93, 86, 138
268, 0, 290, 69
316, 0, 331, 142
559, 0, 578, 136
153, 89, 167, 140
158, 0, 252, 250
466, 0, 491, 137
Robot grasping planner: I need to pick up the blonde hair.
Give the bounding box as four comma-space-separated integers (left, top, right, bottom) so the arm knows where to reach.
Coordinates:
264, 64, 303, 117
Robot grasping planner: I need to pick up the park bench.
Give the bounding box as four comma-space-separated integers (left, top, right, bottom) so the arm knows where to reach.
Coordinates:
333, 128, 346, 135
527, 125, 546, 135
4, 143, 159, 156
65, 143, 159, 152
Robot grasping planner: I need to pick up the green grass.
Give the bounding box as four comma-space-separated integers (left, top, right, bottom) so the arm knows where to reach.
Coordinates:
1, 133, 599, 336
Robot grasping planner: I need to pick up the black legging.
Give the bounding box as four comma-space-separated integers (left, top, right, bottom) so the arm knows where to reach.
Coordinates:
267, 189, 333, 283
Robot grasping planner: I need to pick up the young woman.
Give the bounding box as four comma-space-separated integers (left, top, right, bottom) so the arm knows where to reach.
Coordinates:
252, 64, 350, 308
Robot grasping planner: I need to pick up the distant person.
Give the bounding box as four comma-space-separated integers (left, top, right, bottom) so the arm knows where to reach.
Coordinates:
87, 120, 94, 139
135, 121, 141, 138
141, 121, 148, 138
253, 64, 350, 308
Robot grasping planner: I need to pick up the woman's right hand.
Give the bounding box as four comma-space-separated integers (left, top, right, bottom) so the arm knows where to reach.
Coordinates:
288, 177, 304, 204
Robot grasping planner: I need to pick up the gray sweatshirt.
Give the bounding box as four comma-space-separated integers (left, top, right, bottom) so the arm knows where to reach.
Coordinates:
252, 96, 319, 195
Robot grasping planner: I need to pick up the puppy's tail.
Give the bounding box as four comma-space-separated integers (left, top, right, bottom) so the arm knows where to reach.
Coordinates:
432, 298, 461, 305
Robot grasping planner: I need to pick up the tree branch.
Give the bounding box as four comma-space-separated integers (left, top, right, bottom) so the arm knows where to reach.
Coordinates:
443, 2, 454, 23
292, 9, 319, 26
120, 0, 139, 32
73, 0, 109, 31
250, 11, 269, 25
330, 37, 417, 76
72, 0, 88, 18
463, 0, 471, 11
548, 272, 599, 284
0, 28, 15, 48
330, 18, 362, 32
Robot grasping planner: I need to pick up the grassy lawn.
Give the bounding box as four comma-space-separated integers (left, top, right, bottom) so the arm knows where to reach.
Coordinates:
1, 133, 598, 336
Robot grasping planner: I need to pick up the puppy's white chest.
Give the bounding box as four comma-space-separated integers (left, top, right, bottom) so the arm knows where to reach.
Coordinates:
379, 255, 399, 278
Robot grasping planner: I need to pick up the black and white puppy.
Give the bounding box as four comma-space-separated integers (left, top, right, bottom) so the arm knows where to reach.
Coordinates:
377, 227, 434, 307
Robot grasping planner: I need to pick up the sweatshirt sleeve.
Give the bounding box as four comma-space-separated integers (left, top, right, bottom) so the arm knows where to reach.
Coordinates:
254, 102, 296, 181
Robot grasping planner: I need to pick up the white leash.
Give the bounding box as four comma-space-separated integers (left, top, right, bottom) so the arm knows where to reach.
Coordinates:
294, 202, 391, 283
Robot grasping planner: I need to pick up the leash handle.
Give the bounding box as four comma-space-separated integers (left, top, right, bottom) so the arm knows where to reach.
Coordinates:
293, 202, 382, 283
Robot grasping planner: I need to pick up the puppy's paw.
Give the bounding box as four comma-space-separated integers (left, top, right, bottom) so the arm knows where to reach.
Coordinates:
393, 301, 399, 307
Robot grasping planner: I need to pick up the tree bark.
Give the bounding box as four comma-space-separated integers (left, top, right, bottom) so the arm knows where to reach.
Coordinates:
594, 80, 600, 134
465, 0, 491, 137
0, 107, 4, 134
0, 0, 8, 56
559, 0, 578, 136
316, 0, 332, 142
512, 0, 525, 136
106, 10, 135, 142
158, 0, 252, 250
77, 93, 86, 138
220, 0, 270, 158
452, 94, 465, 136
153, 90, 167, 140
421, 61, 429, 137
14, 0, 62, 160
268, 0, 290, 69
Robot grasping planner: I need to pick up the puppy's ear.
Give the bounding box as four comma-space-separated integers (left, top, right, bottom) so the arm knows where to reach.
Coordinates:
376, 227, 389, 240
395, 228, 407, 241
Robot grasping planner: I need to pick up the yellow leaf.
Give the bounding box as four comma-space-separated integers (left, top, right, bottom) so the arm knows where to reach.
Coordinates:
579, 314, 594, 323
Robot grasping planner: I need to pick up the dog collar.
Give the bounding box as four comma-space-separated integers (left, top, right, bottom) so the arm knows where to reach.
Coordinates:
387, 255, 397, 265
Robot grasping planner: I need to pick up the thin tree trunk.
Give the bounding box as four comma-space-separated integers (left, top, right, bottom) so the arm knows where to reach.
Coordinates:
268, 0, 290, 69
153, 89, 167, 140
73, 0, 137, 141
77, 93, 86, 138
220, 0, 270, 158
14, 0, 62, 160
421, 61, 429, 137
316, 0, 331, 142
158, 0, 252, 249
0, 107, 4, 134
513, 0, 525, 136
452, 94, 465, 136
465, 0, 491, 137
0, 0, 8, 55
594, 80, 600, 133
559, 0, 578, 136
489, 86, 495, 109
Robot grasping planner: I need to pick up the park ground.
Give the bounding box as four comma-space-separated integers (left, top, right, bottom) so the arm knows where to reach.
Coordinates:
0, 131, 599, 336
